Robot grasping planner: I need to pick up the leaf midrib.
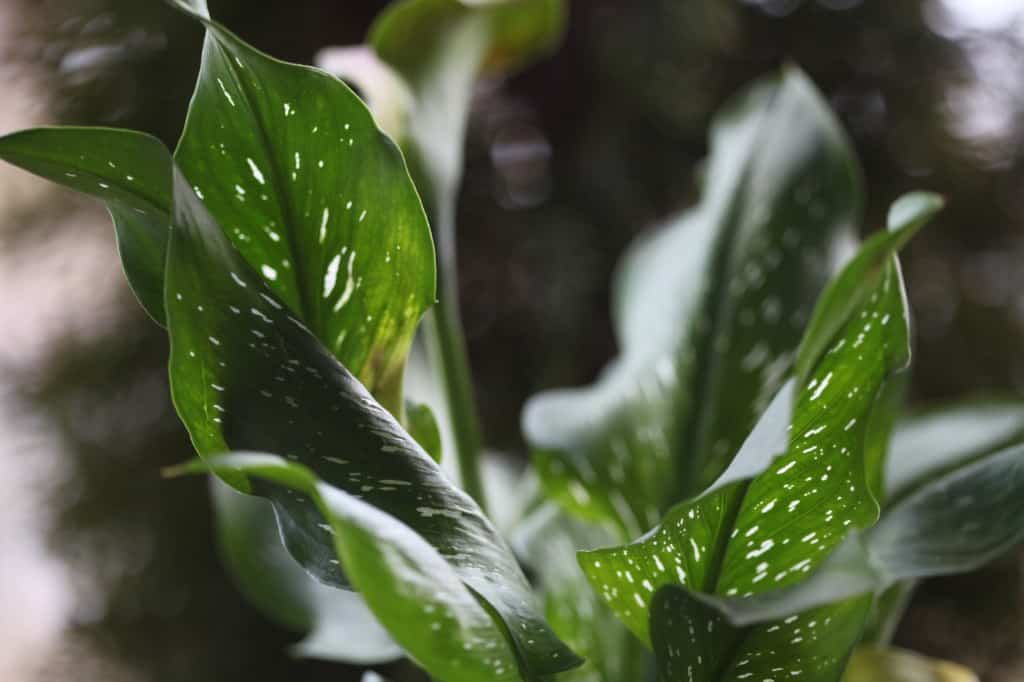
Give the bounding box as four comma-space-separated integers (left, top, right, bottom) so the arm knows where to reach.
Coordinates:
201, 28, 315, 324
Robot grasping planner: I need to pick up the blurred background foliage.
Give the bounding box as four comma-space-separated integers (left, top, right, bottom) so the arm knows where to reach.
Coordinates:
1, 0, 1023, 680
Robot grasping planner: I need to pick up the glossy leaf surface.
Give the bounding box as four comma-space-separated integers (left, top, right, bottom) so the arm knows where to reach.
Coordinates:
581, 257, 909, 643
165, 169, 578, 676
793, 191, 942, 382
212, 479, 401, 663
197, 454, 539, 681
171, 3, 434, 412
681, 439, 1024, 629
523, 67, 863, 536
0, 127, 172, 323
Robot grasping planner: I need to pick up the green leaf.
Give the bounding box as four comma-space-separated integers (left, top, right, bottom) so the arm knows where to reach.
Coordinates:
405, 400, 443, 463
842, 646, 978, 682
886, 399, 1024, 502
371, 0, 566, 80
651, 586, 871, 682
197, 454, 532, 681
679, 439, 1024, 630
170, 3, 435, 414
211, 479, 402, 663
164, 168, 579, 677
794, 191, 943, 382
522, 67, 865, 537
579, 231, 913, 644
0, 127, 172, 323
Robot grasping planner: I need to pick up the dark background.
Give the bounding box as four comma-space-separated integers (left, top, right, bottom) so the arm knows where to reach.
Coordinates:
1, 0, 1023, 680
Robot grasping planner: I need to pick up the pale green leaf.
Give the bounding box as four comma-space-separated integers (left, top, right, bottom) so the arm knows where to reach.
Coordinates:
886, 400, 1024, 502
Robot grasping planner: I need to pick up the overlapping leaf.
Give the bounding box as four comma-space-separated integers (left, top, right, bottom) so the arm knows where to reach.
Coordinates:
575, 194, 939, 674
171, 1, 435, 413
652, 587, 871, 682
522, 67, 864, 537
579, 245, 910, 644
1, 2, 580, 675
165, 167, 578, 676
195, 454, 533, 681
0, 2, 439, 414
212, 479, 401, 663
691, 439, 1024, 629
0, 127, 172, 323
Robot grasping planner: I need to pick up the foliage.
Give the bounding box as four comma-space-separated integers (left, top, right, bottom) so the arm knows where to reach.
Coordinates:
1, 1, 1022, 680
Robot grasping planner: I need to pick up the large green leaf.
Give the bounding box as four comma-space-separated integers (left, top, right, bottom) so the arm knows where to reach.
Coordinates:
193, 454, 536, 682
0, 3, 440, 415
579, 247, 910, 644
171, 2, 435, 414
165, 167, 579, 676
212, 479, 402, 663
522, 67, 863, 537
0, 127, 172, 323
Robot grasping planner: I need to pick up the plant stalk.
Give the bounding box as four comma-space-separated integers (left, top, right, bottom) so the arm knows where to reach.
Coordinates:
421, 195, 488, 511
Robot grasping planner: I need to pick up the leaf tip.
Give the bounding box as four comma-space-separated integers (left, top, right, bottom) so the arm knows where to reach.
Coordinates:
887, 191, 945, 235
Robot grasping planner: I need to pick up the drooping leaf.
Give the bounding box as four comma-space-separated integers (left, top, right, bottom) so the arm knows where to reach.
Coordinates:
578, 207, 919, 646
522, 66, 864, 537
169, 2, 435, 414
194, 454, 534, 682
0, 127, 172, 323
885, 399, 1024, 502
212, 479, 402, 664
164, 168, 579, 676
842, 646, 978, 682
676, 439, 1024, 632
